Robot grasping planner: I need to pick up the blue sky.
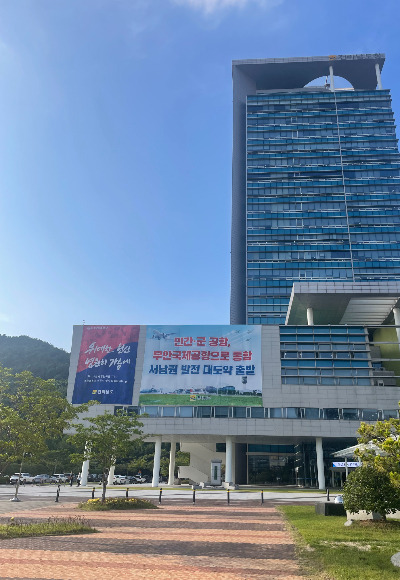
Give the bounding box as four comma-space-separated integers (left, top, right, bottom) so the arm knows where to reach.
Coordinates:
0, 0, 400, 351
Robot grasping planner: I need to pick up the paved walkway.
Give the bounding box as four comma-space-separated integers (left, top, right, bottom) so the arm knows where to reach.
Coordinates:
0, 503, 302, 579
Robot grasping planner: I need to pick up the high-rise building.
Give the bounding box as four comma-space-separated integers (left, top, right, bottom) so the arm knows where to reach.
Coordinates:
67, 55, 400, 490
231, 54, 400, 325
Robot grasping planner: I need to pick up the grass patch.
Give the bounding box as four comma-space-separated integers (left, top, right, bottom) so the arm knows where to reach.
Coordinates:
78, 497, 157, 511
0, 516, 96, 539
280, 505, 400, 579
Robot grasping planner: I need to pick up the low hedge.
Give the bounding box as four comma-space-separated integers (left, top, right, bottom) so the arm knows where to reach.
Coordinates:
0, 516, 96, 539
78, 497, 157, 511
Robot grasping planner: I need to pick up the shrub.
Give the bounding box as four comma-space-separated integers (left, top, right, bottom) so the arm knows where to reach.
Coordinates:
0, 516, 96, 539
78, 497, 157, 511
343, 465, 400, 520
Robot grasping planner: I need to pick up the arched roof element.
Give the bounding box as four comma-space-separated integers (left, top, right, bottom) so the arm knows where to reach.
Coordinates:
232, 54, 385, 91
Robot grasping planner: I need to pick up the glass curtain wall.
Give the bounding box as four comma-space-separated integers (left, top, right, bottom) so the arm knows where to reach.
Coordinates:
247, 89, 400, 324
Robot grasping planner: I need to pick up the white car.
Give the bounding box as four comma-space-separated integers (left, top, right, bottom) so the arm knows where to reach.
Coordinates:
113, 475, 127, 485
53, 474, 69, 483
10, 473, 34, 484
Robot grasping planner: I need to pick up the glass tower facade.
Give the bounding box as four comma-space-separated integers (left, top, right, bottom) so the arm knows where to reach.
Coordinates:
247, 88, 400, 324
231, 55, 400, 325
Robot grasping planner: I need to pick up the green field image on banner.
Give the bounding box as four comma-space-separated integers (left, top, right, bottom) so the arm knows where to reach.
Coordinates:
139, 393, 263, 407
140, 325, 262, 407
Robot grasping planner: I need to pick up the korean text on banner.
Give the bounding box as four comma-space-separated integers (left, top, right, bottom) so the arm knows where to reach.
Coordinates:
72, 325, 140, 404
140, 325, 262, 406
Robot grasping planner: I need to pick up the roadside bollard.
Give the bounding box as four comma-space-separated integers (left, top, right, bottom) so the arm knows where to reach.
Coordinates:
227, 489, 230, 505
261, 491, 264, 504
55, 485, 60, 503
91, 487, 95, 499
159, 488, 163, 504
193, 489, 196, 504
326, 488, 330, 502
126, 487, 129, 498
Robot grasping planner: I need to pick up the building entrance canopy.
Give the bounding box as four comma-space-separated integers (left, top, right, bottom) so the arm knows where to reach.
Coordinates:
332, 441, 384, 459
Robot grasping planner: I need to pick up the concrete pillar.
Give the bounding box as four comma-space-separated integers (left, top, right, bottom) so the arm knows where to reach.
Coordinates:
329, 65, 334, 91
80, 459, 89, 486
107, 464, 115, 486
316, 437, 325, 490
152, 436, 162, 487
375, 63, 383, 90
225, 436, 234, 484
393, 308, 400, 344
345, 457, 349, 479
307, 307, 314, 326
168, 439, 176, 486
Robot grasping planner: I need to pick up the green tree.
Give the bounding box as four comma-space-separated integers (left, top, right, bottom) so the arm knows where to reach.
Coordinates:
356, 404, 400, 486
343, 465, 400, 520
69, 411, 144, 502
0, 334, 70, 383
0, 367, 87, 500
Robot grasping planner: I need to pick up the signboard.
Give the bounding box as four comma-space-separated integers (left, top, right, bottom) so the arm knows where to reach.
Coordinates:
72, 325, 140, 404
140, 325, 262, 406
332, 462, 361, 468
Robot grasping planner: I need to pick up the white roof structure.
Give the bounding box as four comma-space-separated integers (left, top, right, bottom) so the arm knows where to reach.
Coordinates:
332, 441, 385, 458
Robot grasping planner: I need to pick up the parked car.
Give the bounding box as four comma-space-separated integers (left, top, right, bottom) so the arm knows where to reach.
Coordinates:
53, 474, 69, 483
33, 474, 57, 484
10, 473, 34, 484
112, 475, 127, 485
88, 473, 102, 483
128, 475, 149, 484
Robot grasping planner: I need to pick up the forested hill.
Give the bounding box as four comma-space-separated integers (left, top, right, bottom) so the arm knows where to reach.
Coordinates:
0, 334, 70, 382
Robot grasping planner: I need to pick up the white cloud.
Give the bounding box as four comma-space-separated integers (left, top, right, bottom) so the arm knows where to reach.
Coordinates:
172, 0, 283, 15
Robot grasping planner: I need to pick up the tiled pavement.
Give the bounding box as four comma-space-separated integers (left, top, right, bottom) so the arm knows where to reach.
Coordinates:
0, 503, 302, 579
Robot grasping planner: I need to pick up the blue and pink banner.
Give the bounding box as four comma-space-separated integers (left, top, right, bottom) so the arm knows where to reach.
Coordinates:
72, 325, 140, 404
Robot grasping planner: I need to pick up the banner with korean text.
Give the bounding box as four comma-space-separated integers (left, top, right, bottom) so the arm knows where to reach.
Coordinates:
140, 325, 262, 406
72, 325, 140, 404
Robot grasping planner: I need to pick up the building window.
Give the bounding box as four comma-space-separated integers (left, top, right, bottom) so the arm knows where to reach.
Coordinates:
178, 407, 193, 418
304, 408, 320, 419
323, 408, 339, 420
251, 407, 265, 418
362, 409, 379, 421
342, 408, 359, 421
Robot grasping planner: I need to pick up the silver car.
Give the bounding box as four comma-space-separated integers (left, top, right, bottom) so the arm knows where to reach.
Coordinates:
33, 474, 57, 484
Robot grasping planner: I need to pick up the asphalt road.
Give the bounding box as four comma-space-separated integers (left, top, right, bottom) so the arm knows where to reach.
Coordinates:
0, 483, 329, 512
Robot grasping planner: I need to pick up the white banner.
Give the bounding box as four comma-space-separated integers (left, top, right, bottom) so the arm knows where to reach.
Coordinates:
140, 325, 262, 406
